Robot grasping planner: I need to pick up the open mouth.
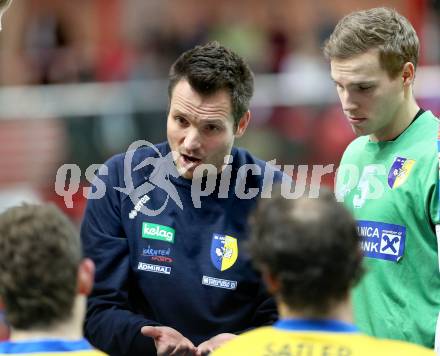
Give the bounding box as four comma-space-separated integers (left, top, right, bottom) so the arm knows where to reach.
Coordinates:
181, 153, 202, 165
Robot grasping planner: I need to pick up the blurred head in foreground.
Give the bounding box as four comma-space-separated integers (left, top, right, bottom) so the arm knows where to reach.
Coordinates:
249, 188, 363, 319
0, 204, 95, 339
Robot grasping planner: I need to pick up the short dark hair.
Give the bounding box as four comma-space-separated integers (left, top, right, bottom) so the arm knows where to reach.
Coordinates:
0, 204, 81, 329
323, 7, 419, 78
248, 188, 363, 315
168, 41, 254, 128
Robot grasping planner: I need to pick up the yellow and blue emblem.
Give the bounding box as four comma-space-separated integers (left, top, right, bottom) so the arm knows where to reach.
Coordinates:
387, 157, 415, 189
210, 234, 238, 271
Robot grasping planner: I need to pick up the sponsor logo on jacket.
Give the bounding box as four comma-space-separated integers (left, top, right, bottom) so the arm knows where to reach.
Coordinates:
142, 245, 173, 263
129, 194, 150, 219
202, 275, 237, 290
142, 223, 175, 243
137, 262, 171, 274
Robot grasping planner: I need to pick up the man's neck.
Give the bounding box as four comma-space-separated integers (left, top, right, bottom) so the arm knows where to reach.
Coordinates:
277, 297, 353, 324
10, 297, 85, 342
370, 96, 420, 142
10, 324, 83, 342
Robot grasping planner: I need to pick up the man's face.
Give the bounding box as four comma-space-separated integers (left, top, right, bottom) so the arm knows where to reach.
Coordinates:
330, 49, 405, 141
167, 79, 249, 179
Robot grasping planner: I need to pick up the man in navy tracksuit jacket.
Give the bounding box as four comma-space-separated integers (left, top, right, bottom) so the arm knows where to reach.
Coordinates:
81, 42, 284, 356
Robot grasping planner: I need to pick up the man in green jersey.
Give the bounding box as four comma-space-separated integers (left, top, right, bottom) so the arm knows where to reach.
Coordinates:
324, 7, 440, 351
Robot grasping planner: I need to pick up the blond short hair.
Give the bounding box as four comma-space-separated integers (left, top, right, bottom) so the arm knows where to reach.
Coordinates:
324, 7, 419, 78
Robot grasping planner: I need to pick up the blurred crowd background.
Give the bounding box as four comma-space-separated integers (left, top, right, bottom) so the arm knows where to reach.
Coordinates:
0, 0, 439, 223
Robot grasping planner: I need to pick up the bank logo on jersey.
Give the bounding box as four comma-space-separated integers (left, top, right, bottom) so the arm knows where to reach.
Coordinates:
210, 234, 238, 271
387, 157, 415, 189
142, 222, 175, 243
357, 220, 406, 262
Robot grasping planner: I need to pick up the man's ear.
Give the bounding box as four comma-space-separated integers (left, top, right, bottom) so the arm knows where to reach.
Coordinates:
402, 62, 415, 86
261, 268, 281, 295
234, 111, 251, 138
77, 258, 95, 296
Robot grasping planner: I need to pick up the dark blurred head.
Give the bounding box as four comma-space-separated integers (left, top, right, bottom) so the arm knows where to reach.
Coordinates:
0, 204, 81, 329
168, 41, 254, 129
249, 188, 363, 315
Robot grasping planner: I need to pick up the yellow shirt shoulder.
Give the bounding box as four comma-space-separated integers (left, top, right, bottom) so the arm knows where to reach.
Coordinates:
212, 327, 434, 356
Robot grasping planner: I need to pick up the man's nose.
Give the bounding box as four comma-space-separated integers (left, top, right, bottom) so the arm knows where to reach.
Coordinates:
183, 128, 201, 151
339, 89, 358, 113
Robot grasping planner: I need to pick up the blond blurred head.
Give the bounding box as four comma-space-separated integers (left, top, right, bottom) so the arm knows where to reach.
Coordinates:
0, 0, 13, 31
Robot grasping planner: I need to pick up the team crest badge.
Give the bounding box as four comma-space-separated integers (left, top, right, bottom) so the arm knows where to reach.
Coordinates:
387, 157, 415, 189
210, 234, 238, 271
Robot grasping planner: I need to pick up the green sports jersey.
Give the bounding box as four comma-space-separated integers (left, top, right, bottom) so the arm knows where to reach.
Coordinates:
336, 111, 440, 349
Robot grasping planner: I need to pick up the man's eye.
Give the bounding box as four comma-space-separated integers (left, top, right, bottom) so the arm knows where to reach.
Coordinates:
358, 85, 373, 91
175, 116, 188, 125
206, 124, 221, 132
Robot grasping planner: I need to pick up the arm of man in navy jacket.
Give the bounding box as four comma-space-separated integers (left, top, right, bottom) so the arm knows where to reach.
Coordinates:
81, 156, 160, 356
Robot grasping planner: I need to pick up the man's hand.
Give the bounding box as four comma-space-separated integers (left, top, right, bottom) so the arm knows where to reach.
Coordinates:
141, 326, 197, 356
196, 333, 236, 356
